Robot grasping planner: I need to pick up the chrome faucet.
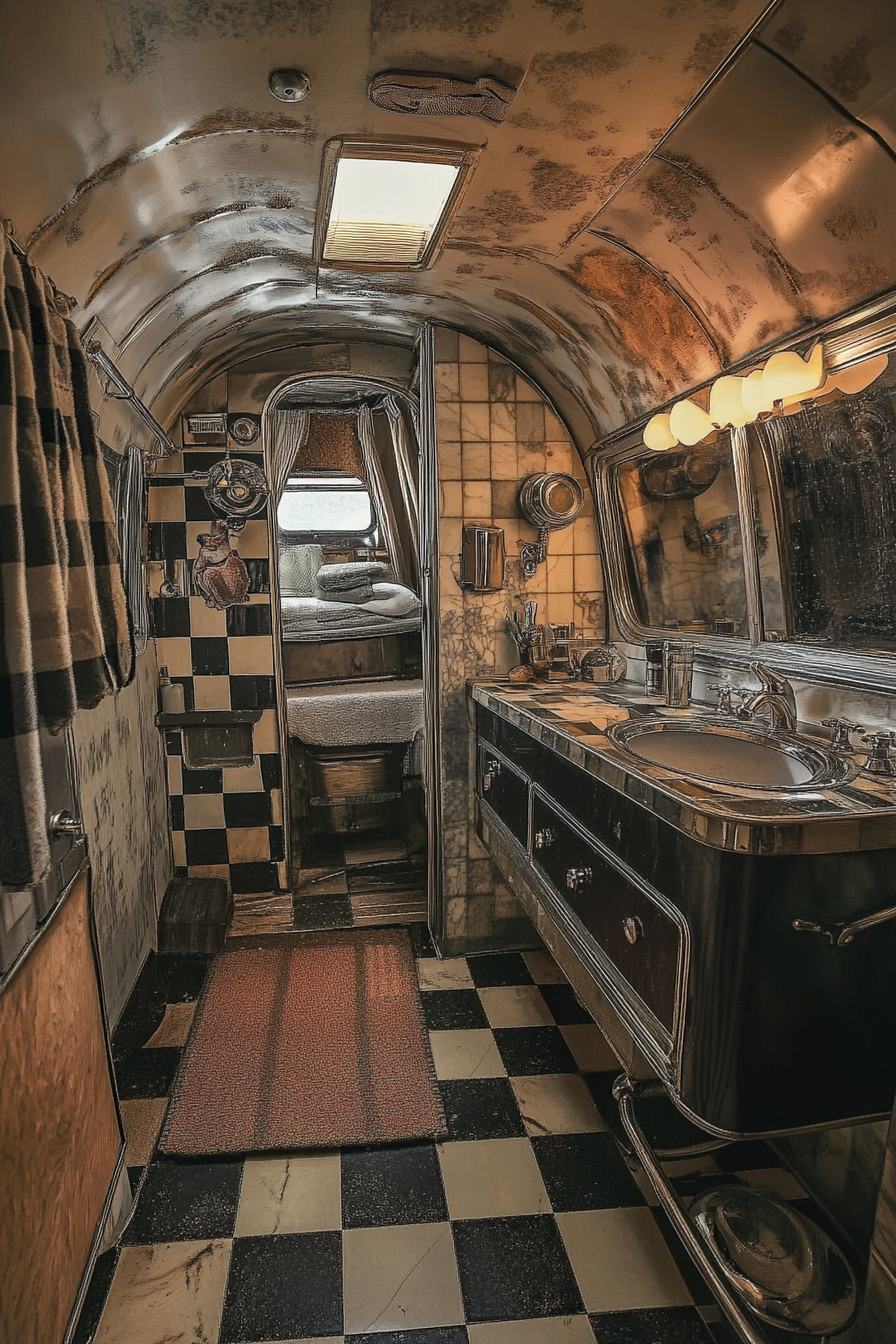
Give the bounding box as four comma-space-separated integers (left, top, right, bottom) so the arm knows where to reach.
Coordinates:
738, 663, 797, 732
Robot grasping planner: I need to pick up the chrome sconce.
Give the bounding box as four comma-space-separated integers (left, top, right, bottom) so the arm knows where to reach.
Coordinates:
517, 472, 584, 579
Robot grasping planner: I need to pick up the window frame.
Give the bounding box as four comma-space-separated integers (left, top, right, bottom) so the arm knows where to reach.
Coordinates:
277, 469, 379, 546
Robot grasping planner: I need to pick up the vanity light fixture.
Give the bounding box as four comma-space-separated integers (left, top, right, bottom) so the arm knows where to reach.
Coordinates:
643, 345, 888, 451
316, 139, 479, 269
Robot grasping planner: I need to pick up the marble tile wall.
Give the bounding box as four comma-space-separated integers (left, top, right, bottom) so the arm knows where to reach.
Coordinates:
433, 327, 604, 953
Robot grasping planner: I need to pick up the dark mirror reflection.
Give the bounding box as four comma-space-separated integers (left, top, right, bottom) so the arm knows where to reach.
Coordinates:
748, 365, 896, 650
615, 436, 748, 636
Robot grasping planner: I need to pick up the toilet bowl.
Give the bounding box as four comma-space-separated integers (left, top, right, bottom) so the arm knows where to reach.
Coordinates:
286, 679, 425, 747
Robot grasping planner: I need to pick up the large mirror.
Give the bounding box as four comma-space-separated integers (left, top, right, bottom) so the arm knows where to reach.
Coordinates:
613, 436, 749, 636
747, 364, 896, 651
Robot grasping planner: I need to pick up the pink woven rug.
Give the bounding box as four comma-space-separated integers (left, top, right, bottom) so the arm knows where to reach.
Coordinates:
161, 928, 445, 1155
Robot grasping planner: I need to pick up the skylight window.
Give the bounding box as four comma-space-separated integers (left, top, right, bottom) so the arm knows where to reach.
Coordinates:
317, 141, 478, 269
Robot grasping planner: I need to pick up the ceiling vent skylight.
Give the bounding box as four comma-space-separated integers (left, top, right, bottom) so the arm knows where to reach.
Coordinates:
317, 140, 478, 270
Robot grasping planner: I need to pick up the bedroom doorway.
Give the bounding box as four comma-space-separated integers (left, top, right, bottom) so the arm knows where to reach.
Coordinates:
262, 373, 428, 932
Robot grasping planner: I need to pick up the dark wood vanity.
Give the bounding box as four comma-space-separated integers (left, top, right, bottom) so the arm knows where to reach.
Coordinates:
472, 683, 896, 1138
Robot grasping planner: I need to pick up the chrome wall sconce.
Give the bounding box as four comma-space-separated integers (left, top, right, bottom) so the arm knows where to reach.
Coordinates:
517, 472, 584, 579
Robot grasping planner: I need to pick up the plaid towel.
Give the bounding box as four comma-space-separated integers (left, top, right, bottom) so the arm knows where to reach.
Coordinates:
0, 234, 134, 888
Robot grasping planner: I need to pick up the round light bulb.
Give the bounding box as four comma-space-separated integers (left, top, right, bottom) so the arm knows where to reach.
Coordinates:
643, 413, 678, 451
831, 353, 889, 395
760, 342, 824, 406
709, 375, 753, 427
742, 367, 773, 417
669, 398, 714, 446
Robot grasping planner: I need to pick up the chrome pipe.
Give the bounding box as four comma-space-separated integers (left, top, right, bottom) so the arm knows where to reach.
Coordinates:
85, 340, 178, 458
614, 1074, 772, 1344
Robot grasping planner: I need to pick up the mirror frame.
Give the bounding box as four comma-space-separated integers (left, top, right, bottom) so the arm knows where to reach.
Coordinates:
589, 293, 896, 694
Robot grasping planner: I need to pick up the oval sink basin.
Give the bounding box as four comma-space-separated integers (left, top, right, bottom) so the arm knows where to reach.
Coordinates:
608, 718, 849, 791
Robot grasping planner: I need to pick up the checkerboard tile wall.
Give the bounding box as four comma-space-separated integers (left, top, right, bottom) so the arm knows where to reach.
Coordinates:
78, 938, 822, 1344
148, 436, 282, 894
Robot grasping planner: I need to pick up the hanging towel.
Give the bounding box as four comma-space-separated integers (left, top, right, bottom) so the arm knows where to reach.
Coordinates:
0, 233, 134, 889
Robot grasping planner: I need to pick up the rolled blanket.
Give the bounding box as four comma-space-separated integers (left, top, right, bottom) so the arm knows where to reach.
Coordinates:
315, 561, 389, 592
319, 582, 374, 604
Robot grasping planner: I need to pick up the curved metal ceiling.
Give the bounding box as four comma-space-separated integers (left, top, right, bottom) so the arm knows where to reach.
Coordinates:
1, 0, 895, 443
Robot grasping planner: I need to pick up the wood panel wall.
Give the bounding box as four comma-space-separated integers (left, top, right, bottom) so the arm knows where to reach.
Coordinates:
0, 875, 122, 1344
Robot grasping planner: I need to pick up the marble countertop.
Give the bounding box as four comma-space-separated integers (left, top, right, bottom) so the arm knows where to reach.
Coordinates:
469, 679, 896, 855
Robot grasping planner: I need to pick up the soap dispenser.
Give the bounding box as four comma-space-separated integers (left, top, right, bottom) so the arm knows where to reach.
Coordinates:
159, 665, 185, 715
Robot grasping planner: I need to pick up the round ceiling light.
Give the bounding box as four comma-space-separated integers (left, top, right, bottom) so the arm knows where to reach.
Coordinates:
269, 69, 311, 102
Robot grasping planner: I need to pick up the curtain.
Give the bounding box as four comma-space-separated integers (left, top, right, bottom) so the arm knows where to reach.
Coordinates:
383, 393, 420, 580
357, 403, 408, 584
0, 233, 134, 888
267, 407, 310, 510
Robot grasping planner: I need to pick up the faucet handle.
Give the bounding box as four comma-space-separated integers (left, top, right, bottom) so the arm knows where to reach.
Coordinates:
861, 730, 896, 777
822, 717, 863, 752
707, 681, 734, 714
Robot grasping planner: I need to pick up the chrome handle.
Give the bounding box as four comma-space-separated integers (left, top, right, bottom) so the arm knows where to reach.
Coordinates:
566, 866, 592, 892
821, 717, 863, 752
48, 809, 85, 840
860, 730, 896, 776
482, 758, 502, 792
534, 828, 556, 850
794, 902, 896, 946
622, 916, 644, 945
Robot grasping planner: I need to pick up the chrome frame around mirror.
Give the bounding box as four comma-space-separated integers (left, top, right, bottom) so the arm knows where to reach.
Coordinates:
589, 294, 896, 695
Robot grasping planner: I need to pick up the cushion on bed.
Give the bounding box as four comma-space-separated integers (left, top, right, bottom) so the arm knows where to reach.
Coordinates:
279, 544, 323, 596
315, 561, 389, 592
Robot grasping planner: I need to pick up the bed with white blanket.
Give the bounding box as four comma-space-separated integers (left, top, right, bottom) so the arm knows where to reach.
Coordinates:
278, 546, 422, 642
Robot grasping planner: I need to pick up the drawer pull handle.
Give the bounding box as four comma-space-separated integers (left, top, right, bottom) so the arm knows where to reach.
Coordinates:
566, 866, 592, 892
483, 758, 502, 792
622, 916, 645, 945
534, 828, 556, 850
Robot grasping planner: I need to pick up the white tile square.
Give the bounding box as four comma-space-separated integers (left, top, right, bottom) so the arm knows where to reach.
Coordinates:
560, 1024, 620, 1072
459, 334, 488, 362
468, 1318, 596, 1342
511, 1074, 606, 1136
489, 402, 516, 442
146, 1002, 196, 1048
523, 950, 569, 984
436, 362, 460, 400
228, 635, 274, 676
429, 1029, 506, 1079
235, 1153, 341, 1236
343, 1223, 463, 1335
460, 363, 489, 400
182, 793, 226, 830
172, 831, 187, 867
192, 676, 231, 710
149, 486, 186, 522
460, 403, 490, 443
417, 957, 474, 990
438, 1138, 550, 1218
463, 480, 492, 520
253, 709, 280, 754
478, 985, 554, 1028
166, 754, 183, 796
440, 480, 463, 518
94, 1240, 232, 1344
222, 759, 264, 792
155, 638, 192, 676
558, 1208, 692, 1311
438, 400, 461, 439
462, 442, 491, 480
188, 597, 228, 637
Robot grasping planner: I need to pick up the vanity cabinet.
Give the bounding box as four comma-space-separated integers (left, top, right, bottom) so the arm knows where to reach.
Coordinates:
474, 697, 896, 1138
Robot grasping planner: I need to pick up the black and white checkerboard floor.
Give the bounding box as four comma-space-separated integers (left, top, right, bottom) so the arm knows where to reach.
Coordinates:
78, 936, 821, 1344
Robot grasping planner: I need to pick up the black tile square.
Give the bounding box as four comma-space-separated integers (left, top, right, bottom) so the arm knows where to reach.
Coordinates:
538, 983, 593, 1025
493, 1026, 579, 1076
72, 1247, 119, 1344
713, 1140, 776, 1173
152, 596, 191, 638
220, 1231, 342, 1341
191, 636, 229, 676
422, 989, 489, 1031
224, 792, 271, 828
174, 865, 189, 879
230, 673, 276, 709
244, 557, 270, 593
147, 521, 187, 561
112, 953, 166, 1061
341, 1143, 448, 1228
123, 1158, 242, 1245
226, 603, 273, 637
452, 1215, 583, 1322
128, 1165, 145, 1194
184, 485, 213, 521
181, 767, 223, 794
185, 829, 229, 866
165, 731, 182, 755
183, 450, 227, 472
157, 952, 211, 1002
589, 1306, 714, 1343
532, 1133, 644, 1211
466, 952, 534, 988
115, 1047, 182, 1099
260, 751, 282, 790
230, 860, 277, 893
269, 825, 285, 862
292, 894, 354, 930
170, 795, 185, 830
347, 1330, 468, 1344
409, 922, 436, 957
439, 1078, 526, 1142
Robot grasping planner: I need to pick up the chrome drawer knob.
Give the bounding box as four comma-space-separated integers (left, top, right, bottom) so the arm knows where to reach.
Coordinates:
566, 866, 592, 892
534, 828, 556, 849
622, 916, 645, 945
483, 758, 502, 791
48, 809, 85, 839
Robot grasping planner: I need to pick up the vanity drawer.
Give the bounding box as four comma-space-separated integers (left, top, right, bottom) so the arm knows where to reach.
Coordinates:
531, 793, 682, 1032
477, 706, 544, 776
478, 745, 530, 847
